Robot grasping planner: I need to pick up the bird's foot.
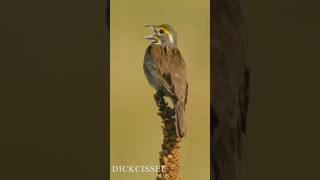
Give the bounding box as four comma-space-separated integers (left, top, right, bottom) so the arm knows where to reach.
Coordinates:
154, 90, 167, 108
154, 90, 175, 121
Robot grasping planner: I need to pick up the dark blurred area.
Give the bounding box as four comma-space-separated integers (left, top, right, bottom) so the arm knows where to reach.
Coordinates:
212, 0, 320, 179
212, 0, 249, 179
240, 0, 320, 179
0, 0, 108, 179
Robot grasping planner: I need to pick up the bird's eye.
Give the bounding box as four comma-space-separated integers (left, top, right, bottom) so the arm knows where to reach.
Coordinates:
159, 29, 165, 34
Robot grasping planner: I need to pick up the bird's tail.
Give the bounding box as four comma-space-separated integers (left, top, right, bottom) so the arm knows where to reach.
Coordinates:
175, 102, 186, 138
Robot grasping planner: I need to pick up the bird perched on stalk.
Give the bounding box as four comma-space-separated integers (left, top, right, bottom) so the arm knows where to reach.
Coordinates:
143, 24, 188, 138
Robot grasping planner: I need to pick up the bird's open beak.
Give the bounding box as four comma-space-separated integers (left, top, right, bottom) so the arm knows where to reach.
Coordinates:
144, 25, 159, 42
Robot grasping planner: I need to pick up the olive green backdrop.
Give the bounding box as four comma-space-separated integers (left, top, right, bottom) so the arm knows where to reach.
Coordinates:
110, 0, 210, 179
240, 0, 320, 179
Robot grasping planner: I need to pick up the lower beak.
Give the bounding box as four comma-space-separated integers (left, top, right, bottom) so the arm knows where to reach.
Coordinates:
144, 34, 155, 40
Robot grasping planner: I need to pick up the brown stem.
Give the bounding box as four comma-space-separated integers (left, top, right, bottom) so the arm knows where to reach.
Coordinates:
154, 90, 181, 180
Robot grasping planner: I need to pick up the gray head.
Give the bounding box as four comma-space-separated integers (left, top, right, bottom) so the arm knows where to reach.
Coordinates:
144, 24, 178, 46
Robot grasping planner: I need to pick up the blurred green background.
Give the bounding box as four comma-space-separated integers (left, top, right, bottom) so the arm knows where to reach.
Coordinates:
110, 0, 210, 179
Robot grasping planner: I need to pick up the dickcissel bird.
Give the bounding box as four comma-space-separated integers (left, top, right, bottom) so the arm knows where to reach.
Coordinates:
143, 24, 188, 138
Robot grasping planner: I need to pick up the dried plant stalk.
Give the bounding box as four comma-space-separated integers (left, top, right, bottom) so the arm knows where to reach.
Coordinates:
154, 90, 181, 180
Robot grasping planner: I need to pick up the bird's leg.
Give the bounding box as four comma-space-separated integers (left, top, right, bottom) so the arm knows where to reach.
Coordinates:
154, 90, 175, 121
154, 90, 166, 107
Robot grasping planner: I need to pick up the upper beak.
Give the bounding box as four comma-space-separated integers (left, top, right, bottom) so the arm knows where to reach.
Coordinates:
144, 25, 160, 37
144, 25, 156, 28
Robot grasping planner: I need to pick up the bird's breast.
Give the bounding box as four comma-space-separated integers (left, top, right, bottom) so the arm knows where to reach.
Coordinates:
143, 48, 161, 90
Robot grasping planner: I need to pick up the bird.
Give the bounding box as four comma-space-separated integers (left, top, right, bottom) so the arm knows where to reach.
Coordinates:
212, 0, 250, 179
143, 24, 188, 138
